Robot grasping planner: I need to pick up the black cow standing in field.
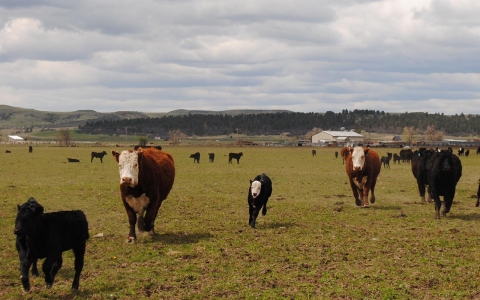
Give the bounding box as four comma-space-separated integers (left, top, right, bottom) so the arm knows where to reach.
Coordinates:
14, 197, 89, 292
335, 151, 338, 158
393, 153, 401, 164
411, 148, 435, 203
229, 152, 243, 164
427, 148, 462, 219
248, 173, 272, 228
312, 150, 316, 156
134, 145, 162, 151
381, 156, 391, 168
208, 153, 215, 162
29, 146, 33, 153
190, 152, 200, 163
458, 147, 464, 156
91, 151, 107, 163
465, 149, 470, 157
477, 147, 480, 155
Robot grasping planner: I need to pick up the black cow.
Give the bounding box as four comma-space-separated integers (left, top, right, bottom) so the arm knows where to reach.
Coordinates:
476, 179, 480, 207
335, 151, 338, 158
190, 152, 200, 163
400, 149, 413, 163
458, 147, 464, 156
312, 150, 316, 156
91, 151, 107, 163
477, 147, 480, 155
381, 156, 391, 168
29, 146, 33, 153
6, 150, 11, 153
248, 173, 272, 228
229, 152, 243, 164
411, 148, 435, 202
67, 158, 80, 163
208, 153, 215, 162
14, 197, 89, 291
465, 149, 470, 157
393, 153, 401, 164
427, 148, 462, 219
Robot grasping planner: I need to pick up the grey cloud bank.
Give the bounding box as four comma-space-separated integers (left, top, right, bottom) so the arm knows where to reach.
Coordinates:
0, 0, 479, 114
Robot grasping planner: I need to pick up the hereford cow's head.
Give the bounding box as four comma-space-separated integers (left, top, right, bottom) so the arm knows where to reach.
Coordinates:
14, 197, 44, 235
351, 146, 370, 171
250, 180, 262, 199
112, 149, 142, 187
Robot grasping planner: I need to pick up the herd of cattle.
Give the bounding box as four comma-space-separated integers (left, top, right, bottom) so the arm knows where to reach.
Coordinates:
10, 143, 477, 292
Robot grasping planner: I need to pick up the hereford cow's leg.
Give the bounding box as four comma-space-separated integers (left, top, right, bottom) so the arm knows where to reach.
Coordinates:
143, 199, 163, 234
349, 179, 362, 206
370, 178, 377, 204
362, 187, 370, 208
123, 201, 138, 242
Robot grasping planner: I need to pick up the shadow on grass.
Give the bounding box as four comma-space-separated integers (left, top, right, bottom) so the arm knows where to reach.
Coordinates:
448, 213, 480, 221
148, 231, 214, 244
372, 205, 403, 210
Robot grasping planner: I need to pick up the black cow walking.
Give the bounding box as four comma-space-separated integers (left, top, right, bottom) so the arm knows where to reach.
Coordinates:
427, 148, 462, 219
381, 156, 391, 168
14, 197, 89, 291
229, 152, 243, 164
411, 148, 435, 202
190, 152, 200, 163
91, 151, 107, 163
208, 153, 215, 162
248, 173, 272, 228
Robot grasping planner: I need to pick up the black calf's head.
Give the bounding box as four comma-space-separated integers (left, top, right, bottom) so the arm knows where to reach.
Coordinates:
14, 197, 44, 235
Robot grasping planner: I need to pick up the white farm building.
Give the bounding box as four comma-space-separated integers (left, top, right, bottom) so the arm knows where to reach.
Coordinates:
8, 135, 25, 143
311, 131, 364, 145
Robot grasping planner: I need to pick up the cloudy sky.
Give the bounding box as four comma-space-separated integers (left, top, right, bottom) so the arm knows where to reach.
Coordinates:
0, 0, 479, 114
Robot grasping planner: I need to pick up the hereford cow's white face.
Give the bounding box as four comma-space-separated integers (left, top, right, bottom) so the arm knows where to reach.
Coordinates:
250, 180, 262, 198
116, 150, 140, 187
351, 146, 367, 171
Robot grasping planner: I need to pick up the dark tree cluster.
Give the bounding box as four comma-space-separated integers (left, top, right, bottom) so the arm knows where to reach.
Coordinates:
76, 110, 480, 137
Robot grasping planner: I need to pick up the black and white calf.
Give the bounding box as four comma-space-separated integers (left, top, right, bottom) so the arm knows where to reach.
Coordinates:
248, 173, 272, 228
14, 197, 89, 291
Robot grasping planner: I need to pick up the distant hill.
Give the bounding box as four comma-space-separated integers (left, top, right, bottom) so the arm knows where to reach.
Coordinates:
0, 105, 290, 128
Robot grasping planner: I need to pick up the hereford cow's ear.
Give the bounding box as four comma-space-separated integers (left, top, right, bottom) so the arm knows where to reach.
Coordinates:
137, 147, 144, 153
112, 151, 120, 162
364, 148, 370, 155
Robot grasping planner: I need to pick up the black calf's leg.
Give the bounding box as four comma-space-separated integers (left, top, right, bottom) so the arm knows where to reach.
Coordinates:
20, 258, 33, 291
72, 243, 86, 290
43, 255, 63, 289
250, 208, 260, 228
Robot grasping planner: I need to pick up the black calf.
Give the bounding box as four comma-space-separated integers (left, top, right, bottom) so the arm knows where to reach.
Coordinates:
208, 153, 215, 162
91, 151, 107, 163
229, 152, 243, 164
190, 152, 200, 163
14, 197, 89, 291
248, 173, 272, 228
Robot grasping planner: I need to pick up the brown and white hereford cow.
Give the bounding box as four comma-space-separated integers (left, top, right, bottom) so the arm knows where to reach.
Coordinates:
345, 146, 381, 208
112, 147, 175, 242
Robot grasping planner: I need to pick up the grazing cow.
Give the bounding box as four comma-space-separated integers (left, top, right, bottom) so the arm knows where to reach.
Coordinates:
411, 148, 435, 202
345, 147, 381, 207
208, 153, 215, 162
112, 147, 175, 242
6, 150, 11, 153
189, 152, 200, 163
426, 148, 462, 219
380, 156, 391, 168
134, 145, 162, 151
393, 153, 401, 164
14, 197, 89, 292
476, 179, 480, 207
465, 149, 470, 157
91, 151, 107, 163
29, 146, 33, 153
340, 146, 351, 165
457, 147, 464, 156
335, 151, 338, 158
312, 149, 316, 156
400, 149, 413, 163
477, 147, 480, 155
229, 152, 243, 164
248, 173, 272, 228
67, 158, 80, 163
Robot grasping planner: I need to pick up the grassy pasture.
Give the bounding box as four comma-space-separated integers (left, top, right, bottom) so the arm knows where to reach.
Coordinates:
1, 145, 480, 299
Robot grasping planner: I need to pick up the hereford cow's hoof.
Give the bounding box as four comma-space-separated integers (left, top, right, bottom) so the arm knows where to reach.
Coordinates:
355, 199, 362, 206
370, 197, 375, 204
361, 204, 370, 208
126, 236, 136, 243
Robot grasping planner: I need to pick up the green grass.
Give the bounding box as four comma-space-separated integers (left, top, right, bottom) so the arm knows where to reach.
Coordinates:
1, 145, 480, 299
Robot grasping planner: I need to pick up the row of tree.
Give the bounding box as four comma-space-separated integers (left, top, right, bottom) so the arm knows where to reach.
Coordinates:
77, 110, 480, 138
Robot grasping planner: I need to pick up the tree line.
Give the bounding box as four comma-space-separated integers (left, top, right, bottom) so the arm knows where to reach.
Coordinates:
76, 110, 480, 138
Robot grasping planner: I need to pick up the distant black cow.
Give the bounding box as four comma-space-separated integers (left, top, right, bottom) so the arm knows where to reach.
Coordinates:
393, 153, 401, 164
381, 156, 391, 168
14, 197, 89, 291
28, 146, 33, 153
312, 150, 316, 156
458, 147, 464, 156
134, 145, 162, 151
477, 147, 480, 155
427, 148, 462, 219
335, 151, 338, 158
91, 151, 107, 163
67, 158, 80, 163
190, 152, 200, 163
465, 149, 470, 157
208, 153, 215, 162
6, 150, 11, 153
248, 173, 272, 228
229, 152, 243, 164
387, 152, 392, 159
400, 149, 413, 163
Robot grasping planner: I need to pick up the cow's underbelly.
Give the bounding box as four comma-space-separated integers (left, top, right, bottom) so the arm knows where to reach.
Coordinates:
125, 193, 150, 213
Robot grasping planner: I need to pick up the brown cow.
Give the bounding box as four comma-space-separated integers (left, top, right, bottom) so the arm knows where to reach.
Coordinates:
112, 147, 175, 242
340, 146, 351, 164
345, 146, 381, 208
